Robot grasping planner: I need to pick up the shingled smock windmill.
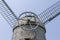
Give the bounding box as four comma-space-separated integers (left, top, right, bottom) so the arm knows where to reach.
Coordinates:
0, 0, 60, 40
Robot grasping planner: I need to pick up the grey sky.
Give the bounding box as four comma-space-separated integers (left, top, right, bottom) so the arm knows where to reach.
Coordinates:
0, 0, 60, 40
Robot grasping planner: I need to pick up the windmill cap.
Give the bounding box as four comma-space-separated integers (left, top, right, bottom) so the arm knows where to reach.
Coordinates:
13, 16, 46, 31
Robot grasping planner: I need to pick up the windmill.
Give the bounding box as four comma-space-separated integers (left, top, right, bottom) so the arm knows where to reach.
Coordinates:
0, 0, 60, 40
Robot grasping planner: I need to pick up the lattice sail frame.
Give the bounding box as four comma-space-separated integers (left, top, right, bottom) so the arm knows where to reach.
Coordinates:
0, 0, 17, 27
38, 1, 60, 25
0, 0, 60, 28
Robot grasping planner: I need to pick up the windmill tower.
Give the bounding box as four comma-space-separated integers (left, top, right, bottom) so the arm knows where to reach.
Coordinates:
12, 12, 46, 40
0, 0, 60, 40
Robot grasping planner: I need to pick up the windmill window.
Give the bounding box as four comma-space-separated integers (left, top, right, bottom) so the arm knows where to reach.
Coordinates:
25, 38, 31, 40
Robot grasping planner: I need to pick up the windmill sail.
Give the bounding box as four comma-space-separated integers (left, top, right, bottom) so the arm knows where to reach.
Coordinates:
0, 0, 17, 27
38, 1, 60, 25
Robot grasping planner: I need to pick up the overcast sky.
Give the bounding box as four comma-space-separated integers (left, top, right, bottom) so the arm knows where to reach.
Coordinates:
0, 0, 60, 40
